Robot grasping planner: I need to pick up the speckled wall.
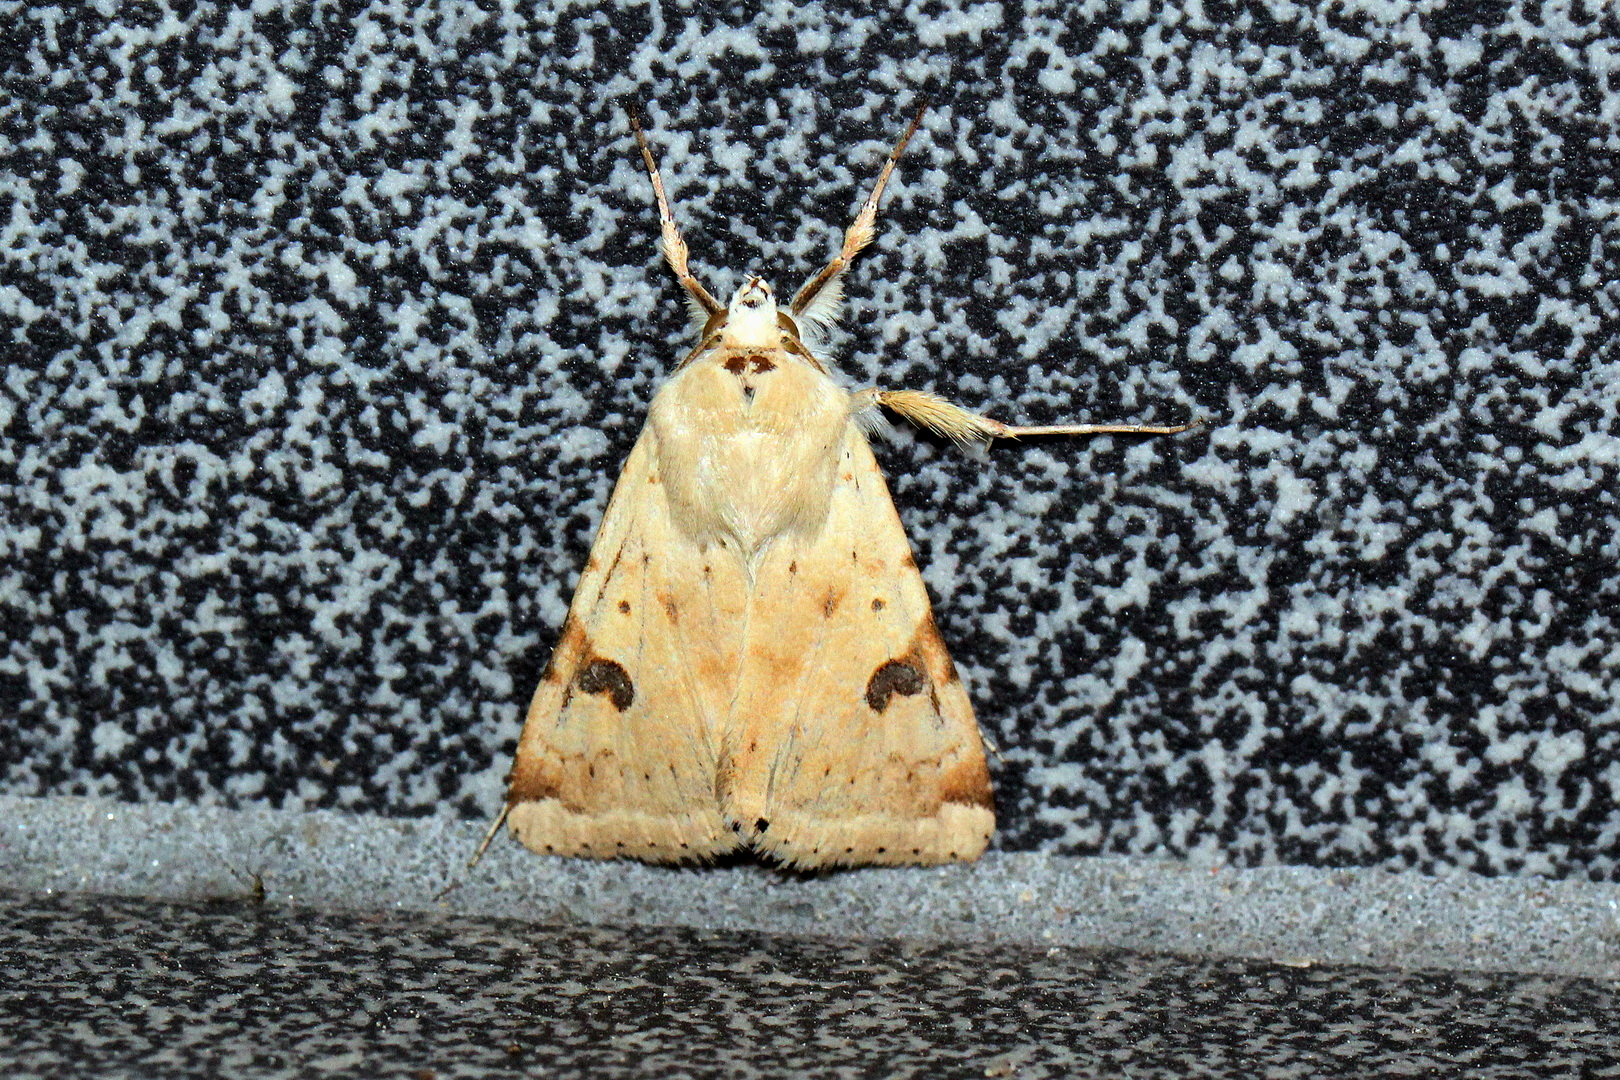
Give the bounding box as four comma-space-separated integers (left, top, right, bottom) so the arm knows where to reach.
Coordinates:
2, 1, 1616, 879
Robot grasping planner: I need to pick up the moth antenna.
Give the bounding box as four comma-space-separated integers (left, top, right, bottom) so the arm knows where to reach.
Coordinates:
625, 103, 724, 328
467, 801, 512, 869
791, 98, 928, 329
856, 387, 1203, 445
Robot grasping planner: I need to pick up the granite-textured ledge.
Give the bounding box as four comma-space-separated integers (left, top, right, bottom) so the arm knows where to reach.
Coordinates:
3, 794, 1617, 980
8, 889, 1618, 1080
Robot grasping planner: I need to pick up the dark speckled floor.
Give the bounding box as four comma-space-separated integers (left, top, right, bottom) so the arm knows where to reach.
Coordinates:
1, 891, 1616, 1079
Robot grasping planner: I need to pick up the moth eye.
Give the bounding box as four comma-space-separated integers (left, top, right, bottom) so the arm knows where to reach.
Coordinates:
776, 311, 801, 341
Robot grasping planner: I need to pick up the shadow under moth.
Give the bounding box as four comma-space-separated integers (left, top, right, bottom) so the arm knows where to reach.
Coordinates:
477, 103, 1195, 870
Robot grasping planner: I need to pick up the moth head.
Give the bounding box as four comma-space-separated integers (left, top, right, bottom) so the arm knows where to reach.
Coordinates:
720, 276, 797, 347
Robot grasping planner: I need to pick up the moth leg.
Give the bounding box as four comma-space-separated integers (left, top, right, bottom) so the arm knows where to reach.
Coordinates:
853, 387, 1203, 445
791, 100, 928, 326
467, 801, 512, 869
626, 105, 724, 324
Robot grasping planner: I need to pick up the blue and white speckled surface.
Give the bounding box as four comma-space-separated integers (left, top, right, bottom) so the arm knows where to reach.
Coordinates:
3, 4, 1618, 878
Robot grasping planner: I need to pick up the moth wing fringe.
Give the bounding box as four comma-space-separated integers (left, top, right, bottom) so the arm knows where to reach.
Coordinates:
746, 804, 995, 869
508, 798, 738, 864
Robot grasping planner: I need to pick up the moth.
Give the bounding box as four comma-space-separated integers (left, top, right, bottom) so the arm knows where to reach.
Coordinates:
477, 105, 1194, 870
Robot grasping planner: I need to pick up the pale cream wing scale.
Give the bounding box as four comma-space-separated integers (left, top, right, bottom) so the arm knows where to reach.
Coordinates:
722, 425, 995, 869
505, 432, 747, 862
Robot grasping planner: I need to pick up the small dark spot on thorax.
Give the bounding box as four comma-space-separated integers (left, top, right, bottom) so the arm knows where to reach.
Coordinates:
724, 353, 776, 375
725, 352, 774, 378
871, 598, 885, 612
618, 600, 631, 614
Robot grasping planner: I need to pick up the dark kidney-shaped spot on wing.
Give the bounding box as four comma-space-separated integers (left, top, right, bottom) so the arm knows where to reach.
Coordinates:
865, 659, 926, 713
577, 658, 635, 711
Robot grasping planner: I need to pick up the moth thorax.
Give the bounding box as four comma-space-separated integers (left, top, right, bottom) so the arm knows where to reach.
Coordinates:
648, 346, 849, 561
720, 276, 780, 348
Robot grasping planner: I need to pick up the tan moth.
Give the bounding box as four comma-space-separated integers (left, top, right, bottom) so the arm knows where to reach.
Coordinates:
476, 103, 1196, 870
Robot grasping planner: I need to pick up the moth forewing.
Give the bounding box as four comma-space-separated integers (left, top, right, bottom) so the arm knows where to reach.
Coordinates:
503, 433, 744, 863
721, 426, 995, 868
483, 104, 1195, 871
